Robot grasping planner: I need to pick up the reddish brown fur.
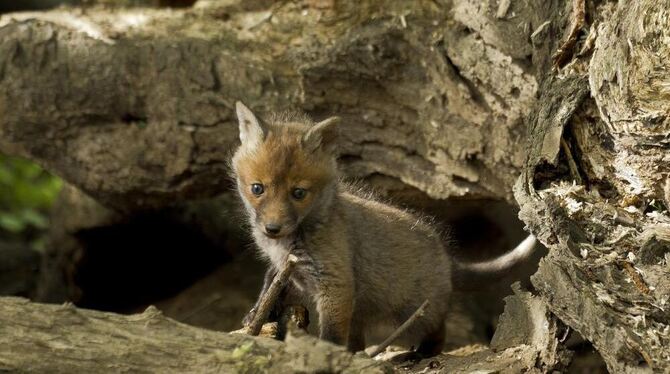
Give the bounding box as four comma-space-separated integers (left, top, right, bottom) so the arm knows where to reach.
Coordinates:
234, 123, 336, 231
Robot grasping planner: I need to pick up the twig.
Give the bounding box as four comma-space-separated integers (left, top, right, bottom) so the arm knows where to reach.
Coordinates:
664, 177, 670, 211
560, 137, 583, 185
368, 300, 430, 357
247, 254, 298, 336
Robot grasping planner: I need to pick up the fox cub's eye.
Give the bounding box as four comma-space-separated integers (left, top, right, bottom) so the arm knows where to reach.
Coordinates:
251, 183, 264, 196
292, 188, 307, 200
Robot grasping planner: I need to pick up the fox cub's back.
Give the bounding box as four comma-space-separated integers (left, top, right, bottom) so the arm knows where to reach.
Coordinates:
339, 189, 452, 315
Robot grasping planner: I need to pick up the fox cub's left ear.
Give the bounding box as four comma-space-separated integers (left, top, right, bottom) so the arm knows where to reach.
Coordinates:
236, 101, 266, 149
302, 116, 340, 152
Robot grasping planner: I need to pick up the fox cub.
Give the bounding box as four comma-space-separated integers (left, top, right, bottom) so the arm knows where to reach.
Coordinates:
231, 102, 453, 355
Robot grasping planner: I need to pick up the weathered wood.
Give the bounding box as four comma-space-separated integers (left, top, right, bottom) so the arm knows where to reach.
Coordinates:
0, 294, 584, 373
514, 0, 670, 371
0, 296, 391, 373
489, 283, 571, 372
551, 0, 585, 69
0, 0, 547, 211
0, 293, 575, 373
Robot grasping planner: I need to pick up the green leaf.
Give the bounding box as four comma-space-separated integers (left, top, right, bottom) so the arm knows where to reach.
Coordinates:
0, 213, 26, 233
20, 209, 49, 229
0, 154, 62, 241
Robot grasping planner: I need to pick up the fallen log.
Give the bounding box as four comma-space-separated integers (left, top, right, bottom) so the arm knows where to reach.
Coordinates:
0, 297, 390, 373
0, 287, 572, 374
0, 0, 541, 211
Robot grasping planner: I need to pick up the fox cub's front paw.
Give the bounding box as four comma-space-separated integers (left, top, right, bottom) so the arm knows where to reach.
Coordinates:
242, 307, 257, 327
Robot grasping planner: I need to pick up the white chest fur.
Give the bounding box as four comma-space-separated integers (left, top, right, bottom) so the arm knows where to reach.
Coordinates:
252, 229, 292, 268
251, 229, 315, 293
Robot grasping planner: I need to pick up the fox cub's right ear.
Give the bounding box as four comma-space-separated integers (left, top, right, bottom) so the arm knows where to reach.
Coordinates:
236, 101, 266, 148
303, 116, 340, 153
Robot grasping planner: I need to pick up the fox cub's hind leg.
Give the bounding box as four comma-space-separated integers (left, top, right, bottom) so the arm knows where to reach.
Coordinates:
416, 322, 446, 357
389, 322, 446, 364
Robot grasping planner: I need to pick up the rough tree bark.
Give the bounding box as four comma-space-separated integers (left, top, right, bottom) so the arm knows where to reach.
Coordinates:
515, 0, 670, 372
1, 0, 669, 372
0, 0, 546, 211
0, 290, 567, 373
0, 296, 391, 373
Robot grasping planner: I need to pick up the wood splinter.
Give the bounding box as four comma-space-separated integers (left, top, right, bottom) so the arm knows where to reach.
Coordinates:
246, 254, 298, 336
552, 0, 586, 69
367, 299, 431, 357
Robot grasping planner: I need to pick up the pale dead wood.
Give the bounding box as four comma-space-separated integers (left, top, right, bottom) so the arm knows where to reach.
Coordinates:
367, 299, 430, 357
664, 178, 670, 210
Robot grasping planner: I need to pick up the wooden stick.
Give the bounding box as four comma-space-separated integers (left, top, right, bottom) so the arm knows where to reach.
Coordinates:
560, 137, 583, 185
247, 254, 298, 336
368, 299, 430, 357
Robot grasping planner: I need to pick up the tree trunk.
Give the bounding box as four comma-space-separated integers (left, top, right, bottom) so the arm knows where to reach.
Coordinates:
516, 1, 670, 371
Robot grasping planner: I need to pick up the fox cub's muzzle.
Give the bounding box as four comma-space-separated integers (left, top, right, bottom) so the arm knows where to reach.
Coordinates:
257, 203, 298, 238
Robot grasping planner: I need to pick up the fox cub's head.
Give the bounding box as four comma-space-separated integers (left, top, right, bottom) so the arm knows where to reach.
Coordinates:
232, 102, 340, 238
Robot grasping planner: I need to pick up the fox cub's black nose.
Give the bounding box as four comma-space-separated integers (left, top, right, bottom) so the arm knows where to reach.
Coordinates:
265, 223, 282, 235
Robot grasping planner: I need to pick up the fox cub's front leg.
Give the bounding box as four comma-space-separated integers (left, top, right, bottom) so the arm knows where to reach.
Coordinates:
316, 280, 354, 349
